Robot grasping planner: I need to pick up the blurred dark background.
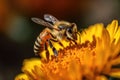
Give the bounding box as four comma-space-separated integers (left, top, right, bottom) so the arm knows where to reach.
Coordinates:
0, 0, 120, 80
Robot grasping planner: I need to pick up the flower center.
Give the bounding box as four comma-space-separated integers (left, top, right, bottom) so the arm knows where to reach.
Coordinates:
41, 36, 96, 75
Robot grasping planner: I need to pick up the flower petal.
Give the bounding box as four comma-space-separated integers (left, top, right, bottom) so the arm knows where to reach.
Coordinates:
15, 73, 29, 80
106, 20, 120, 44
21, 58, 42, 79
109, 69, 120, 78
81, 23, 104, 43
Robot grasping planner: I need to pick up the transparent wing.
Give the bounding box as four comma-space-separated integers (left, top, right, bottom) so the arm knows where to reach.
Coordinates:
31, 17, 47, 25
44, 14, 59, 24
31, 17, 53, 28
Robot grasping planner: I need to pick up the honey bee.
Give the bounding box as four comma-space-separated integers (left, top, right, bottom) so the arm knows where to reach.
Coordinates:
32, 14, 78, 59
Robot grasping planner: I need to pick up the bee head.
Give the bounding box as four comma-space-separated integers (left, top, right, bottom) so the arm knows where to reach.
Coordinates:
56, 22, 77, 40
65, 23, 77, 40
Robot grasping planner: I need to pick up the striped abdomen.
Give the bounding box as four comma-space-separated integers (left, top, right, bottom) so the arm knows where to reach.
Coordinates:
34, 36, 42, 55
34, 28, 52, 55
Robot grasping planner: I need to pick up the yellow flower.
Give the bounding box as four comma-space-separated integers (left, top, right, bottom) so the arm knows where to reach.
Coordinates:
15, 20, 120, 80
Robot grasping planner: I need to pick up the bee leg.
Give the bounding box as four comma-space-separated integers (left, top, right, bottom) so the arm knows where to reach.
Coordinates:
66, 37, 76, 46
50, 38, 64, 47
73, 40, 77, 45
44, 42, 50, 60
50, 33, 64, 47
48, 39, 53, 48
48, 39, 58, 57
53, 47, 58, 56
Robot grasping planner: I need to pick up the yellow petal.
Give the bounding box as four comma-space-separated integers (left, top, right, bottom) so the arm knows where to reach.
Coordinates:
106, 20, 119, 44
96, 76, 108, 80
81, 23, 104, 43
110, 69, 120, 78
114, 26, 120, 44
21, 58, 42, 79
15, 73, 29, 80
111, 57, 120, 65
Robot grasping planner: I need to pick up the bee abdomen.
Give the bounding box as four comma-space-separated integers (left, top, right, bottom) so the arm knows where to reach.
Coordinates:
34, 36, 41, 55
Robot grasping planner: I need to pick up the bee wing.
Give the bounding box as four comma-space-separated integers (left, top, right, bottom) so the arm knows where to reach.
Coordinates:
31, 17, 53, 28
44, 14, 59, 24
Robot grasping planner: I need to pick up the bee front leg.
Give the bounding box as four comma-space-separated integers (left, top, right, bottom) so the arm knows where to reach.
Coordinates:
50, 37, 64, 48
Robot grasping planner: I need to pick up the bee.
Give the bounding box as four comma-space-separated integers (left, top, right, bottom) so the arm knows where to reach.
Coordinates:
31, 14, 78, 59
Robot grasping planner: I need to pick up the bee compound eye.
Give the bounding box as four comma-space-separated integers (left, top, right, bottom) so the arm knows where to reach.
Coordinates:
67, 28, 72, 33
